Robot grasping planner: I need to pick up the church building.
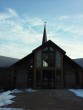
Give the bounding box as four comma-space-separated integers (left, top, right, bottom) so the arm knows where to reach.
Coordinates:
10, 24, 83, 89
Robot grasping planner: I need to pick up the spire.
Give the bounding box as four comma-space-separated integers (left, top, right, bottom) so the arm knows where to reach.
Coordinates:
42, 22, 47, 45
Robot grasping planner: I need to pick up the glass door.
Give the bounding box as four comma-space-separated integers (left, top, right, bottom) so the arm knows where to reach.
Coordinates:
42, 70, 55, 89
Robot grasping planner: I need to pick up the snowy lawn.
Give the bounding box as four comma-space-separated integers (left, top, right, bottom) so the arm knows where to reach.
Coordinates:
69, 89, 83, 97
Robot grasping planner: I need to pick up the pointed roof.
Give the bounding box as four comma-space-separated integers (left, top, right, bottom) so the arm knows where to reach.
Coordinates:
42, 22, 47, 45
11, 40, 83, 70
33, 40, 66, 54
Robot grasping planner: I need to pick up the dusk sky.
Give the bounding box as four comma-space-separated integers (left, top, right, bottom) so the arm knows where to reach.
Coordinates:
0, 0, 83, 59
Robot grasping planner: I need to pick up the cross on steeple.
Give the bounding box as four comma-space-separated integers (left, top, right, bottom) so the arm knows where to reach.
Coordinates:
42, 22, 47, 45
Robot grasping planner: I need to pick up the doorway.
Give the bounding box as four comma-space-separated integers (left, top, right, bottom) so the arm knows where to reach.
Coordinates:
42, 70, 55, 89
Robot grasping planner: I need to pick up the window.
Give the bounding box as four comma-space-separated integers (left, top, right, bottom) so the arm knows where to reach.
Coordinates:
29, 59, 33, 68
36, 50, 41, 67
49, 47, 55, 52
56, 69, 62, 88
43, 46, 55, 67
49, 52, 55, 67
43, 47, 48, 52
36, 70, 41, 88
56, 70, 61, 83
56, 51, 62, 68
36, 46, 56, 68
43, 52, 48, 67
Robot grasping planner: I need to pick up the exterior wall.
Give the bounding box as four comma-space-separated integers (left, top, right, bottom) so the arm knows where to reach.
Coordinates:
10, 55, 83, 89
10, 54, 83, 89
6, 43, 83, 89
34, 45, 64, 89
4, 69, 12, 90
64, 60, 81, 88
0, 68, 5, 90
80, 70, 83, 88
16, 69, 28, 88
11, 56, 34, 89
0, 68, 13, 90
65, 70, 76, 88
0, 43, 83, 90
55, 51, 64, 88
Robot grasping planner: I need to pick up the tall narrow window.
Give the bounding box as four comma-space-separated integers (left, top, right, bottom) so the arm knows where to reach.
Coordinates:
49, 52, 55, 67
49, 47, 55, 52
43, 46, 55, 67
56, 51, 62, 68
43, 47, 48, 52
56, 69, 62, 88
43, 52, 48, 67
36, 50, 41, 67
29, 59, 33, 68
36, 70, 41, 88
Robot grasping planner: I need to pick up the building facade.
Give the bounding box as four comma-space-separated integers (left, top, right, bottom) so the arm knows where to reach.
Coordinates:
9, 25, 83, 89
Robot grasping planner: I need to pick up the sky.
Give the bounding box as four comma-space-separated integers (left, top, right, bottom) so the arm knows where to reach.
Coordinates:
0, 0, 83, 59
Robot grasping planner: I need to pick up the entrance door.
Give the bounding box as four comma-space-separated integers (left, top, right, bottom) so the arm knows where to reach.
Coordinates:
42, 70, 55, 89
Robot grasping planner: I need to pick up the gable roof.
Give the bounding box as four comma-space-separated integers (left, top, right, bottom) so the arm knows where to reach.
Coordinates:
11, 40, 66, 67
11, 52, 34, 68
10, 40, 82, 71
33, 40, 66, 54
0, 56, 19, 68
74, 58, 83, 68
64, 55, 83, 70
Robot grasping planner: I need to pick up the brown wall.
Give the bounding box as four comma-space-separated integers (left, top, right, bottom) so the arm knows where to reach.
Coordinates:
64, 60, 82, 88
16, 69, 28, 88
0, 68, 13, 90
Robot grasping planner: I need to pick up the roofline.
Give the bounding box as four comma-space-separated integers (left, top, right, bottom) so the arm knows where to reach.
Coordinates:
10, 52, 34, 67
33, 40, 66, 54
64, 55, 83, 70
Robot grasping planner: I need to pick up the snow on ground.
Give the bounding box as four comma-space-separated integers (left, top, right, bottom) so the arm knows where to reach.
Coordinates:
11, 89, 23, 93
0, 89, 36, 110
0, 91, 15, 107
0, 89, 24, 110
11, 88, 37, 93
0, 89, 83, 110
25, 88, 37, 92
0, 89, 25, 107
69, 89, 83, 97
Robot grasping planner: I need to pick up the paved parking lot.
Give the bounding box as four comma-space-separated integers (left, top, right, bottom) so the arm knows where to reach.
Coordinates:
5, 89, 83, 110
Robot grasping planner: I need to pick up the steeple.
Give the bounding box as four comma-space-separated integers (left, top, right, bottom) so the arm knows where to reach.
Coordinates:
42, 22, 47, 45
